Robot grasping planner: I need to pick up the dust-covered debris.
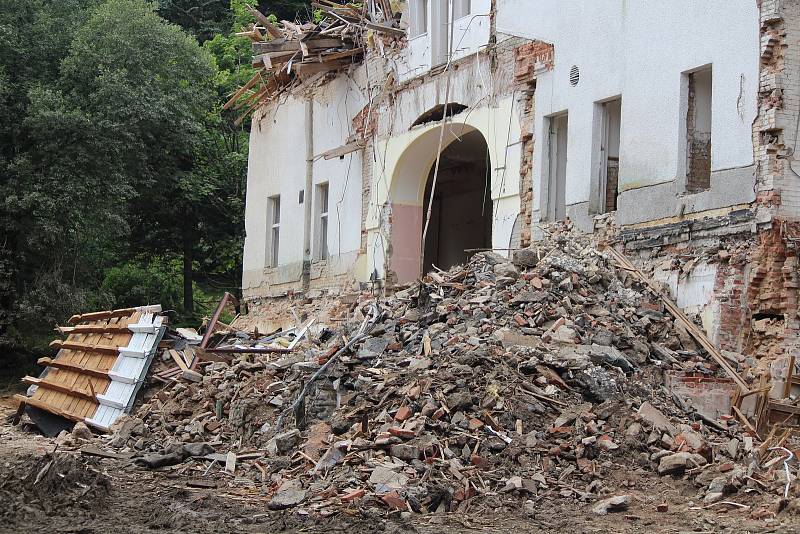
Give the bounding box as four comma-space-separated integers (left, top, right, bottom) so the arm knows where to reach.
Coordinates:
0, 451, 111, 522
86, 229, 798, 522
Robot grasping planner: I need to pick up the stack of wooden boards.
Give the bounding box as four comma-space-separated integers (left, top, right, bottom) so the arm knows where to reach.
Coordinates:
14, 305, 165, 432
224, 1, 404, 124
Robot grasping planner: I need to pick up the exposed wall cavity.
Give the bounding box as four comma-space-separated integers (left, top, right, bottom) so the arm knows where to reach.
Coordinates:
685, 67, 713, 192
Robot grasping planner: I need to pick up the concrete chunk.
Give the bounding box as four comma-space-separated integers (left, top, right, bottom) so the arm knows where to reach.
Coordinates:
638, 402, 677, 436
657, 452, 707, 475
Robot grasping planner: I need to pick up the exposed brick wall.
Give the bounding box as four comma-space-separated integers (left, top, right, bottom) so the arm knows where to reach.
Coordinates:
742, 222, 800, 359
753, 0, 800, 216
713, 247, 750, 352
513, 40, 554, 248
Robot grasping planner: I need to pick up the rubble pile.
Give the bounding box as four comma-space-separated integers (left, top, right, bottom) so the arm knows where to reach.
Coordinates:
104, 232, 797, 517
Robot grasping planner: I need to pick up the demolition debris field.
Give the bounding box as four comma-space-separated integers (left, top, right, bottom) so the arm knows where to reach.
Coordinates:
3, 231, 800, 532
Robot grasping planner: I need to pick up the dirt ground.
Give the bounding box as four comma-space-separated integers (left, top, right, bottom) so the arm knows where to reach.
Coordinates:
1, 402, 798, 534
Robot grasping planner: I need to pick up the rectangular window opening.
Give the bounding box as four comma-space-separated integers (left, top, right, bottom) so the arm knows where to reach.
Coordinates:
453, 0, 471, 19
268, 195, 280, 267
545, 113, 568, 221
315, 183, 329, 261
685, 66, 712, 192
410, 0, 428, 37
596, 98, 621, 213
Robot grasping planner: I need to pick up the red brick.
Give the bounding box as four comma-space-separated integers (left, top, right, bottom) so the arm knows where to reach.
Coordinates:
381, 491, 406, 510
388, 427, 416, 439
470, 454, 489, 470
395, 406, 413, 422
341, 489, 365, 502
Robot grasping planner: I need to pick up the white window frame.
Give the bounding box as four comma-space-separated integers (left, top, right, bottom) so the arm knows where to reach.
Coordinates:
453, 0, 471, 20
410, 0, 429, 38
268, 195, 280, 267
315, 183, 329, 261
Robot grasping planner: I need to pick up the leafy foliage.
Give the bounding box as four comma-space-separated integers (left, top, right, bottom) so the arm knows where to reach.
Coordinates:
0, 0, 277, 376
101, 258, 183, 311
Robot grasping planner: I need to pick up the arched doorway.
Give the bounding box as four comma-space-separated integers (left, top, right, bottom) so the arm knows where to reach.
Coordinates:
388, 124, 492, 283
422, 130, 491, 273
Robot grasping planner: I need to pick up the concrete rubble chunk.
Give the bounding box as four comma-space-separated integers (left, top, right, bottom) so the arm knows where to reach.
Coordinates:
638, 402, 678, 436
71, 422, 93, 441
268, 479, 306, 509
369, 466, 409, 493
658, 452, 707, 475
591, 495, 630, 515
270, 429, 301, 455
512, 248, 540, 268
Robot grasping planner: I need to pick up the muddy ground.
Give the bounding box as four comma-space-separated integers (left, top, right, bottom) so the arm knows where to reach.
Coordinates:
1, 402, 797, 534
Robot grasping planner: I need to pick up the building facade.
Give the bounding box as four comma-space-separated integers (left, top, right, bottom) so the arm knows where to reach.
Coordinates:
242, 0, 800, 362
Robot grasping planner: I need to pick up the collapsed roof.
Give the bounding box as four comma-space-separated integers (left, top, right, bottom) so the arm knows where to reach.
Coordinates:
224, 1, 405, 124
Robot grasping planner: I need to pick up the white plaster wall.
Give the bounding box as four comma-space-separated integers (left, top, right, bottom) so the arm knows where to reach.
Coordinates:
242, 76, 366, 292
497, 0, 759, 213
311, 77, 366, 265
654, 262, 719, 338
397, 0, 491, 82
450, 0, 491, 62
243, 96, 308, 290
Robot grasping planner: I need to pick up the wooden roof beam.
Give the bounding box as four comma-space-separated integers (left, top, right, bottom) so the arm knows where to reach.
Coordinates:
13, 394, 84, 423
57, 325, 133, 335
68, 308, 137, 324
37, 357, 110, 380
50, 339, 120, 355
22, 376, 99, 403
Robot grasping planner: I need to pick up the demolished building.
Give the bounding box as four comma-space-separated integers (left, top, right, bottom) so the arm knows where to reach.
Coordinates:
237, 2, 800, 390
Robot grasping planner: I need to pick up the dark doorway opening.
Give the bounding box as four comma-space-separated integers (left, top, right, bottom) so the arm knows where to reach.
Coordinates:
422, 130, 492, 273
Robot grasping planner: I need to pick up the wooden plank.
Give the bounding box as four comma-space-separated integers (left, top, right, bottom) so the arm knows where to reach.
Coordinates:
318, 47, 363, 62
732, 405, 761, 439
12, 394, 83, 423
222, 72, 262, 110
253, 38, 345, 54
294, 60, 344, 78
245, 4, 282, 39
363, 21, 405, 37
768, 401, 800, 416
252, 39, 300, 54
68, 308, 136, 325
58, 325, 133, 335
169, 350, 189, 372
22, 376, 97, 402
319, 140, 365, 160
81, 445, 133, 460
37, 357, 110, 380
605, 246, 750, 393
50, 339, 120, 355
200, 293, 236, 349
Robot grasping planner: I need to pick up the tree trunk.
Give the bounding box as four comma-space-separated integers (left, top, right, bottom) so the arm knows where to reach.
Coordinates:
183, 222, 194, 315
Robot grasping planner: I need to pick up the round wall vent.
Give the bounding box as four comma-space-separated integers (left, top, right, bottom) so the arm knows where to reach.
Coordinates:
569, 65, 580, 86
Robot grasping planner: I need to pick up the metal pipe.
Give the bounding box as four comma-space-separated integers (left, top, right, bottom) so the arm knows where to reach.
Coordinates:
302, 97, 314, 291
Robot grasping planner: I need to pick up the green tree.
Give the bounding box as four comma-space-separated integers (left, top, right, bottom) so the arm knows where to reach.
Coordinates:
61, 0, 218, 315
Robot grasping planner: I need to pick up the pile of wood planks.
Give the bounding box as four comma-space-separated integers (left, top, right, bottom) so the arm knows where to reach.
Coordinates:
224, 1, 404, 124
